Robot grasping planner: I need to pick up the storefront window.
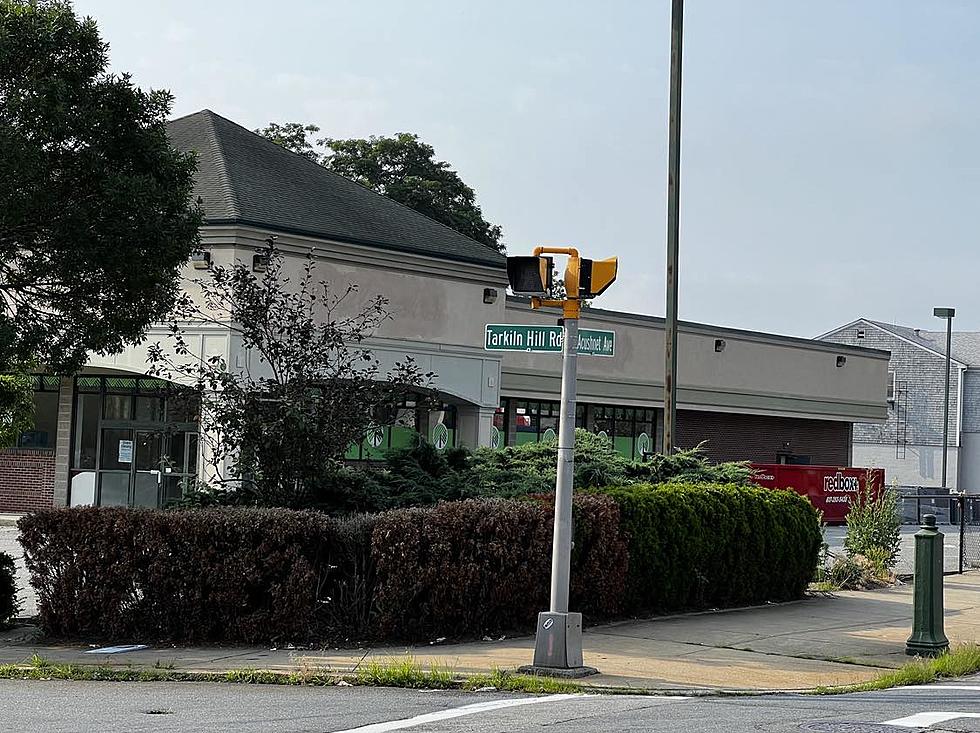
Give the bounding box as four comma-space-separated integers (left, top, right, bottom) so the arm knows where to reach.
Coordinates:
346, 395, 458, 459
634, 409, 655, 459
586, 405, 658, 458
135, 395, 165, 422
17, 377, 61, 450
73, 394, 100, 470
68, 377, 199, 508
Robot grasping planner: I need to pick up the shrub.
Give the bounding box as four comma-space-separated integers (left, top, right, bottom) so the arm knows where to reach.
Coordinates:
358, 431, 755, 514
174, 429, 754, 514
822, 553, 864, 590
601, 483, 821, 613
19, 483, 816, 644
0, 551, 19, 627
371, 494, 628, 639
18, 507, 376, 644
844, 482, 901, 570
821, 551, 893, 591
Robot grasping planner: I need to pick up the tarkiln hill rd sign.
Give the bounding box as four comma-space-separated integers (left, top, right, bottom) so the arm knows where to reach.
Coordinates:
484, 324, 615, 357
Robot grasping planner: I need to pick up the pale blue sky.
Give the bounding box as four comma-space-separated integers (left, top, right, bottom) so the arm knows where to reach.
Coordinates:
75, 0, 980, 337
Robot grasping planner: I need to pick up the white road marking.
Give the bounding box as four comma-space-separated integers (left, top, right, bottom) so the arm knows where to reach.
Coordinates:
884, 711, 980, 728
329, 693, 620, 733
898, 685, 980, 691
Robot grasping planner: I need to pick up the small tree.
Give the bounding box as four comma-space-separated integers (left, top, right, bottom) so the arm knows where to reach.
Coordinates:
148, 241, 430, 507
844, 474, 901, 571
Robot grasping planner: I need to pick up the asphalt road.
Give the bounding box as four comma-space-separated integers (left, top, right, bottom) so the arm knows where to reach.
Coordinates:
2, 678, 980, 732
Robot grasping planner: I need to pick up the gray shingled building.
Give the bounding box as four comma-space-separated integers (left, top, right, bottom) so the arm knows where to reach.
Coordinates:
821, 318, 980, 492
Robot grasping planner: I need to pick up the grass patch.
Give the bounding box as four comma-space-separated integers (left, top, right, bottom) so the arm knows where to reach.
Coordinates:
812, 644, 980, 694
0, 655, 583, 695
809, 581, 840, 593
464, 667, 581, 694
355, 658, 455, 689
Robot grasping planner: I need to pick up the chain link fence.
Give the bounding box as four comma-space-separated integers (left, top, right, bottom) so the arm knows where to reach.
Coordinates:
895, 489, 980, 575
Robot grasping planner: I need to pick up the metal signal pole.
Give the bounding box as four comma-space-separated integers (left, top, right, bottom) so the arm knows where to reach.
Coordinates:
663, 0, 684, 454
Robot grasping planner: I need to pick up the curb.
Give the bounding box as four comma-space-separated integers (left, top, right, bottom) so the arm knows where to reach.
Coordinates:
0, 659, 811, 697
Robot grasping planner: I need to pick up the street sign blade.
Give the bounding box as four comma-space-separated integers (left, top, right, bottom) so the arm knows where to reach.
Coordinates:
484, 324, 614, 357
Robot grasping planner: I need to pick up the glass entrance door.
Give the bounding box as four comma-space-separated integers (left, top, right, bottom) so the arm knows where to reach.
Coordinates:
133, 431, 163, 507
96, 429, 163, 507
98, 427, 134, 506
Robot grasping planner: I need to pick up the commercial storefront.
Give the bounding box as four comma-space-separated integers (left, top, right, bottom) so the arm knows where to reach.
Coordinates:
67, 376, 199, 508
494, 399, 655, 460
0, 109, 891, 512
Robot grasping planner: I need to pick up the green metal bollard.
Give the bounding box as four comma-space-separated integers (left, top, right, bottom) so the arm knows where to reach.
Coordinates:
906, 514, 950, 657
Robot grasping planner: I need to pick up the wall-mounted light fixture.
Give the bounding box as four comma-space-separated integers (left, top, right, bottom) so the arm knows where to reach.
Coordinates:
714, 338, 726, 353
836, 355, 847, 368
252, 253, 270, 272
483, 287, 498, 304
190, 251, 211, 269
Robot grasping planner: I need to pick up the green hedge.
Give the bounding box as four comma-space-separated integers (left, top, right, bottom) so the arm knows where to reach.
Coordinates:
601, 483, 821, 613
372, 494, 627, 639
0, 551, 18, 627
18, 507, 375, 643
19, 484, 819, 644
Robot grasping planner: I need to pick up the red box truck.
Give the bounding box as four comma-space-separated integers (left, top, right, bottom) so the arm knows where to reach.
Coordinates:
750, 464, 884, 523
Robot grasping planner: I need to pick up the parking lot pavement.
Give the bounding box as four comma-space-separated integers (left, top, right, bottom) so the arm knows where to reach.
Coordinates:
823, 524, 978, 574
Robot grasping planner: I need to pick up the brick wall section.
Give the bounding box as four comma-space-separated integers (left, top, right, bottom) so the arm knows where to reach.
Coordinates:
676, 409, 850, 465
822, 321, 960, 447
52, 377, 73, 506
0, 448, 55, 514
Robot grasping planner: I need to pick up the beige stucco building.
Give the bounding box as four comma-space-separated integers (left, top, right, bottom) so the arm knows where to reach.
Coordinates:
0, 110, 890, 512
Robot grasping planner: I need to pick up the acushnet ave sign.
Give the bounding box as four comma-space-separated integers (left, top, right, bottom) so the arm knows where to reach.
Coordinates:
484, 324, 615, 357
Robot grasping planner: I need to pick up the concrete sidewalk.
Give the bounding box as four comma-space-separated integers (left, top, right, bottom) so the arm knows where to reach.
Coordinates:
3, 573, 980, 692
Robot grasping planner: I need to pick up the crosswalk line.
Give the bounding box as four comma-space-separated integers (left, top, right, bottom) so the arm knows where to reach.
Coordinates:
330, 694, 690, 733
885, 711, 980, 728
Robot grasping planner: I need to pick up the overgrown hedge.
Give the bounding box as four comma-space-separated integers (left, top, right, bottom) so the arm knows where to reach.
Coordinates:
605, 483, 821, 613
372, 494, 627, 639
19, 484, 819, 645
18, 507, 376, 643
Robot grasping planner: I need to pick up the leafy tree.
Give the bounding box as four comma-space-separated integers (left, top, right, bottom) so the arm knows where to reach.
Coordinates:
258, 124, 503, 252
0, 372, 32, 448
148, 240, 430, 507
255, 122, 323, 163
0, 0, 202, 373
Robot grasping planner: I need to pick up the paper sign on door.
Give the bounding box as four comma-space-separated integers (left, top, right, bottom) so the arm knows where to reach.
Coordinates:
118, 440, 134, 463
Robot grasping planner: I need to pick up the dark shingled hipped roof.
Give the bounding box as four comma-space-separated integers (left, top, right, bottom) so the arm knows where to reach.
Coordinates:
166, 109, 506, 268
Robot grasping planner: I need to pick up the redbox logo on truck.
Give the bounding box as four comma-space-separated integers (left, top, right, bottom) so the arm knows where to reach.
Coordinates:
823, 472, 860, 493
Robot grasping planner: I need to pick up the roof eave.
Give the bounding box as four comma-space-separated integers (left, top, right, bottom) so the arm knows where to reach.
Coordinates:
204, 217, 507, 270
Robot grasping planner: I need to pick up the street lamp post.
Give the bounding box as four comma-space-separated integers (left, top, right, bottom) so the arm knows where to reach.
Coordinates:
933, 307, 955, 489
663, 0, 684, 455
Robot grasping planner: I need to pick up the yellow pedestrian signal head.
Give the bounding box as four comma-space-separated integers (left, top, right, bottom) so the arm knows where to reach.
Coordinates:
577, 256, 618, 298
506, 255, 553, 296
